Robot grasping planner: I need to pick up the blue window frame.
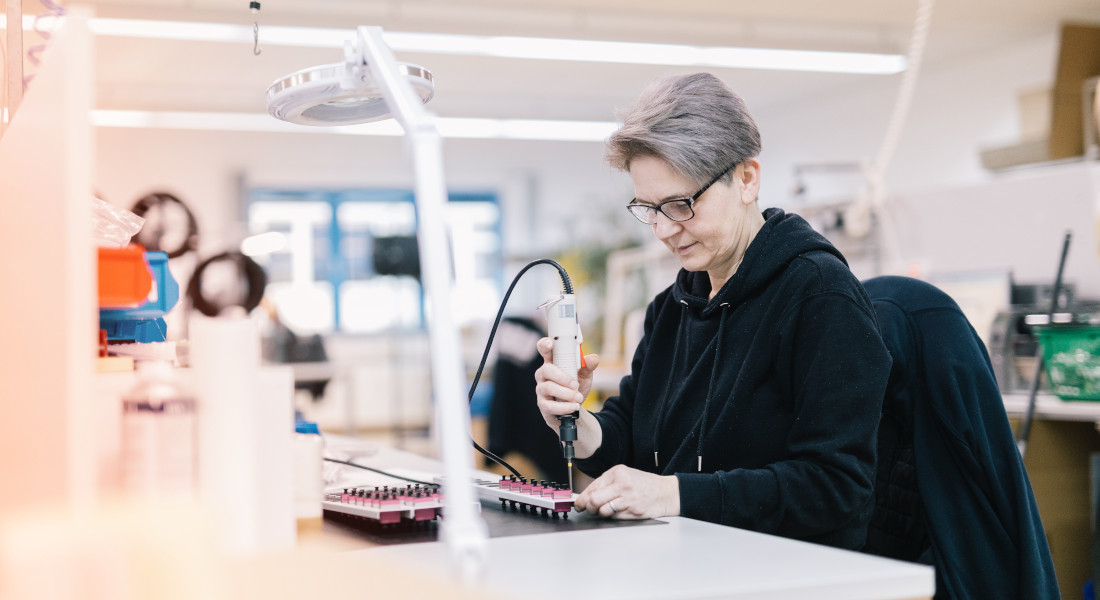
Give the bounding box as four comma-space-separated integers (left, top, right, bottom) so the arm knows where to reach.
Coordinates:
246, 187, 502, 334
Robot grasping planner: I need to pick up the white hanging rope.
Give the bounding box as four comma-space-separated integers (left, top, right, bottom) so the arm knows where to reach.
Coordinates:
874, 0, 935, 178
846, 0, 934, 272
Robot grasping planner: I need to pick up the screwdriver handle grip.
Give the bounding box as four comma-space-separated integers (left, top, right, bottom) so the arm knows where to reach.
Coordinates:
547, 293, 581, 377
545, 292, 583, 449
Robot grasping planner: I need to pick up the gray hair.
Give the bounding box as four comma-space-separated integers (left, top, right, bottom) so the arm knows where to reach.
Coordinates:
606, 72, 762, 186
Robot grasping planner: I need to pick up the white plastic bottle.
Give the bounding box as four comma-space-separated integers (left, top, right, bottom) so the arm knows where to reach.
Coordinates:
121, 361, 197, 499
292, 419, 324, 535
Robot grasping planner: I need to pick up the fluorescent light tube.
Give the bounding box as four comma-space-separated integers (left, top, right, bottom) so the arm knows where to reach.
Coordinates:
385, 33, 906, 74
62, 17, 906, 75
90, 110, 619, 142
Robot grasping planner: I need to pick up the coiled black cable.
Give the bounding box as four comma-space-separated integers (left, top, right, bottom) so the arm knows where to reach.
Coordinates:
467, 259, 573, 478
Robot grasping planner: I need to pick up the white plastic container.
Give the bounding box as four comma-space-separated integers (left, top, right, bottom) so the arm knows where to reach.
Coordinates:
120, 361, 197, 499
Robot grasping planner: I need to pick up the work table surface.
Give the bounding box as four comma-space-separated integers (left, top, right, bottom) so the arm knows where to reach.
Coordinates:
323, 436, 933, 600
353, 515, 934, 600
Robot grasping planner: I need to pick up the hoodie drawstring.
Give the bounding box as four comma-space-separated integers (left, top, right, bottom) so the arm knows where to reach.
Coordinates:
696, 303, 730, 471
651, 300, 690, 469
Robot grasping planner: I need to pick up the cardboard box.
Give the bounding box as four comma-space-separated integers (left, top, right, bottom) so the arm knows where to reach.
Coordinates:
1049, 23, 1100, 160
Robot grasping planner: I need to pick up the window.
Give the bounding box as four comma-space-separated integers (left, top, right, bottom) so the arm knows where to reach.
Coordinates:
247, 188, 501, 334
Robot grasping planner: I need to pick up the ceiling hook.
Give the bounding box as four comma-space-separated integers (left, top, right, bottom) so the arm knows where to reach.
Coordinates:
250, 1, 262, 55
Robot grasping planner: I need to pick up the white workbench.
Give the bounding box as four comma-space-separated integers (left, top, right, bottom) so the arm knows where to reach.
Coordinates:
354, 515, 934, 600
322, 433, 933, 599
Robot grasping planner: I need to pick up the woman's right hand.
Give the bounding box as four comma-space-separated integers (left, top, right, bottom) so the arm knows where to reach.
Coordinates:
533, 337, 600, 431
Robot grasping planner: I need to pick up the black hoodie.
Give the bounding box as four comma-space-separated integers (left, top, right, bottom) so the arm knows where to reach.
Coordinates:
577, 207, 891, 550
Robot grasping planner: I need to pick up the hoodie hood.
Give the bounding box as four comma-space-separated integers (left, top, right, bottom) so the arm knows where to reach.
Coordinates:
672, 207, 845, 315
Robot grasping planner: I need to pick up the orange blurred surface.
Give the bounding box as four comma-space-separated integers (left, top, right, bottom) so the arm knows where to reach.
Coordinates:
98, 245, 152, 308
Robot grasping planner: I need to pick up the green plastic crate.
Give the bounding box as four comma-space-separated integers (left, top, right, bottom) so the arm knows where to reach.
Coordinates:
1038, 326, 1100, 401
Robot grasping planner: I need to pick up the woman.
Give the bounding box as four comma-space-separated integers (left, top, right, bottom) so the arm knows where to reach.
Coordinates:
534, 72, 892, 550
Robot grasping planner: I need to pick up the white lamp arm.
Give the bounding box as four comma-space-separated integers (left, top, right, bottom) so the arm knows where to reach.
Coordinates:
356, 25, 489, 581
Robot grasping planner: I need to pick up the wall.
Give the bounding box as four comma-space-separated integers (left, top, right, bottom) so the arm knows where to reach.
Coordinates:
756, 33, 1061, 204
888, 161, 1100, 296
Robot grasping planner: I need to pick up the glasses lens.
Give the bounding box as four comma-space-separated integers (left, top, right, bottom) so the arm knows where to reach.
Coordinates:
627, 204, 655, 223
663, 200, 693, 222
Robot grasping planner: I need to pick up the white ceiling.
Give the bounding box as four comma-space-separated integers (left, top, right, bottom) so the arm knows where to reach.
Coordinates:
16, 0, 1100, 121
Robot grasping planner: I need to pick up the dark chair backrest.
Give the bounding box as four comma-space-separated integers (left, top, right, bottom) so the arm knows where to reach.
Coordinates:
861, 275, 1059, 600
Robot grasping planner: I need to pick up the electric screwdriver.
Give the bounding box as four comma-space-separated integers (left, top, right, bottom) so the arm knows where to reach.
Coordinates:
543, 292, 583, 492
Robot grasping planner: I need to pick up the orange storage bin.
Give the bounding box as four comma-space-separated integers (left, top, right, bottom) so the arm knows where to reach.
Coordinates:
98, 245, 153, 308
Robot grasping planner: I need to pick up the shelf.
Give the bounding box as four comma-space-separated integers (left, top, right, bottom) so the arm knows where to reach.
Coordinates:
1003, 393, 1100, 423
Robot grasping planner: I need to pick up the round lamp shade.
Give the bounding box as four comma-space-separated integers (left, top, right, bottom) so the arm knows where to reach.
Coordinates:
266, 62, 434, 126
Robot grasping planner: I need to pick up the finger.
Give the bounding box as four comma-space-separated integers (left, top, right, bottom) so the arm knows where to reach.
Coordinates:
574, 483, 606, 513
536, 362, 579, 389
576, 486, 613, 518
580, 353, 600, 374
573, 494, 590, 512
573, 485, 596, 513
587, 467, 638, 517
535, 380, 583, 405
617, 500, 643, 519
536, 337, 554, 362
537, 396, 581, 416
576, 477, 616, 511
598, 501, 617, 518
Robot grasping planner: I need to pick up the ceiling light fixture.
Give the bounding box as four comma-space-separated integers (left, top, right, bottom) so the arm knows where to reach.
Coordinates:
89, 110, 619, 142
21, 16, 911, 75
384, 31, 907, 74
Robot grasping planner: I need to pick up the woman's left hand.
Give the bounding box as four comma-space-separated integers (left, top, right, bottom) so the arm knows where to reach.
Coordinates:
573, 465, 680, 519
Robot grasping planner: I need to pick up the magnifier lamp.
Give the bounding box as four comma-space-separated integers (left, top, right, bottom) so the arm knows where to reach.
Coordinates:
266, 26, 488, 579
266, 47, 434, 126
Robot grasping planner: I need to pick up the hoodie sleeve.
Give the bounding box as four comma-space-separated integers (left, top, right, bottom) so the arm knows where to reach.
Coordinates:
678, 287, 890, 546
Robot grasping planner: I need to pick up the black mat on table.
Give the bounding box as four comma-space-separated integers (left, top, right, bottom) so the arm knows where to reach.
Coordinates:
322, 498, 664, 547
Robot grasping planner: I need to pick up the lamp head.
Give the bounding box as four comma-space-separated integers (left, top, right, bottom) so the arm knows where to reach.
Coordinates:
266, 38, 434, 126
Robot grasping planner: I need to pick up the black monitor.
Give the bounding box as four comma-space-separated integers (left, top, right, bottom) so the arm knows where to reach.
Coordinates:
372, 235, 420, 279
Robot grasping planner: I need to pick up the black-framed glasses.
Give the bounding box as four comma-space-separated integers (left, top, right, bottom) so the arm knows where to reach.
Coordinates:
625, 162, 739, 225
